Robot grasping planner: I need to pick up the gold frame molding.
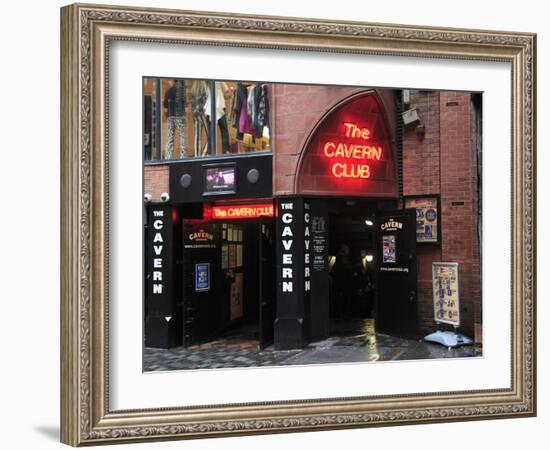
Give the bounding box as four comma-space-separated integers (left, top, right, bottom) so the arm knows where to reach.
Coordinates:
60, 3, 536, 446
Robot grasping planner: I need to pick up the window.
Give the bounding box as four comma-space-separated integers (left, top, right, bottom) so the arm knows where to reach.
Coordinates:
143, 78, 272, 161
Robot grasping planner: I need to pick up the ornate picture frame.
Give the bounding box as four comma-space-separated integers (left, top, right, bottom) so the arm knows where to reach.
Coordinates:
60, 3, 536, 446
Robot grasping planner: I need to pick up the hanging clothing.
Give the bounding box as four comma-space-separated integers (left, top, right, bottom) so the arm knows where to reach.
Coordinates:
232, 83, 248, 140
204, 82, 231, 153
165, 117, 186, 159
163, 80, 187, 158
205, 82, 228, 122
163, 80, 186, 118
191, 81, 209, 156
256, 84, 269, 130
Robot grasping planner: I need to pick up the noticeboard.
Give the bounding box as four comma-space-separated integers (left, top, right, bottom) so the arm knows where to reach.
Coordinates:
432, 262, 460, 326
404, 195, 440, 244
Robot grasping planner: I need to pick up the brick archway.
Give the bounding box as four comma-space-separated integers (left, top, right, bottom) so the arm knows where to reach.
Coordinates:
294, 90, 398, 198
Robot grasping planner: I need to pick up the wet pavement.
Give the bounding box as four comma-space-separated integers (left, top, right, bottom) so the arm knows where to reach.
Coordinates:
144, 319, 479, 372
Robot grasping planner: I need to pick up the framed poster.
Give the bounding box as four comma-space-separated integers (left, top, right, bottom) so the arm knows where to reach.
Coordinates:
432, 262, 460, 326
60, 3, 535, 446
382, 235, 397, 263
221, 244, 229, 270
228, 244, 237, 269
404, 195, 440, 244
195, 263, 211, 292
236, 244, 243, 267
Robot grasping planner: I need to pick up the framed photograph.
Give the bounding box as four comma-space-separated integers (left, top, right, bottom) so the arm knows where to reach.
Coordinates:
61, 3, 536, 446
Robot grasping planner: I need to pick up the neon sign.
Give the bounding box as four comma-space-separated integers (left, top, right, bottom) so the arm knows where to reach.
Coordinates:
212, 203, 274, 219
296, 92, 397, 197
323, 122, 383, 179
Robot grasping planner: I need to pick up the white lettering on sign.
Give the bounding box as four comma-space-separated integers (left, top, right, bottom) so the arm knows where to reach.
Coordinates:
282, 213, 293, 223
151, 209, 165, 296
188, 229, 214, 241
153, 284, 163, 294
381, 218, 403, 231
281, 203, 294, 293
282, 227, 293, 237
304, 206, 311, 292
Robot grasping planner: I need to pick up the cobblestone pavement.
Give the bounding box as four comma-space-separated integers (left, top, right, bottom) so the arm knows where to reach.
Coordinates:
144, 320, 479, 372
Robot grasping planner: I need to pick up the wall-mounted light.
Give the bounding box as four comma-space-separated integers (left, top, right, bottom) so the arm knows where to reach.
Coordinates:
366, 255, 374, 262
365, 219, 374, 226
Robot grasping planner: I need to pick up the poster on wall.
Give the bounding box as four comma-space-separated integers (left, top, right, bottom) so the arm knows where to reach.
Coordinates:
195, 263, 210, 292
229, 272, 244, 320
382, 235, 396, 263
236, 244, 243, 267
228, 244, 236, 268
221, 244, 229, 270
432, 262, 460, 326
404, 196, 439, 243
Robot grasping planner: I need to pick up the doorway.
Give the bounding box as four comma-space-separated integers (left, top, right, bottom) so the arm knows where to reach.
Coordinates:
181, 218, 276, 349
324, 200, 378, 339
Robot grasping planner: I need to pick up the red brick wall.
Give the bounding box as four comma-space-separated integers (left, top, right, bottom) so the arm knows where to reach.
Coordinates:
272, 85, 396, 195
403, 90, 481, 339
440, 91, 479, 339
144, 165, 169, 202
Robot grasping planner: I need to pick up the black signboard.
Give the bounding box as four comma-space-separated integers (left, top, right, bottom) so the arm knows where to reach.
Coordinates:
311, 215, 328, 272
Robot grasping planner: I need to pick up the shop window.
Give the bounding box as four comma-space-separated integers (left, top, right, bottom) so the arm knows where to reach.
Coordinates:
143, 78, 272, 161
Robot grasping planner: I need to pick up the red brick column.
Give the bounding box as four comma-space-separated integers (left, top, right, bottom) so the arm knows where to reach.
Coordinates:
402, 91, 442, 334
439, 91, 480, 338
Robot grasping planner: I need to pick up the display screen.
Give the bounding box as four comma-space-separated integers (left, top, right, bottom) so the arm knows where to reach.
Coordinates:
204, 166, 236, 194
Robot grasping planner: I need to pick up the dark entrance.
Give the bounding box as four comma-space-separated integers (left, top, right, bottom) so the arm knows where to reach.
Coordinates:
181, 216, 276, 349
374, 209, 418, 337
328, 204, 377, 321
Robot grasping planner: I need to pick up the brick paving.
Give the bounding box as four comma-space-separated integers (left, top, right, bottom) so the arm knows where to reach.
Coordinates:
144, 319, 479, 372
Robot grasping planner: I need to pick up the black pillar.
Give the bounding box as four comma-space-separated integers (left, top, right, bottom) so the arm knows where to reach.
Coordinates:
274, 197, 311, 349
144, 204, 182, 348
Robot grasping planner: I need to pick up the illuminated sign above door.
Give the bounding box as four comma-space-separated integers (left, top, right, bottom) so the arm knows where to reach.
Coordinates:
212, 203, 274, 219
296, 92, 397, 198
